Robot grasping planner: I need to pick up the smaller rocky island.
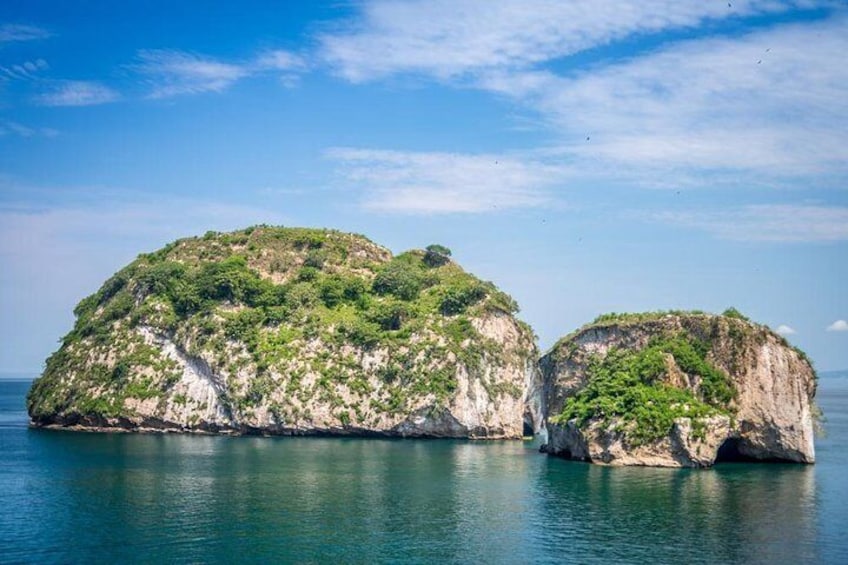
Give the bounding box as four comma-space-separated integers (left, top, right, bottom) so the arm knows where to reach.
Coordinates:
540, 310, 818, 467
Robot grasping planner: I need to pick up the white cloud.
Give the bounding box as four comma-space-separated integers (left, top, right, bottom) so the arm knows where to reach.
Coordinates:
827, 320, 848, 332
0, 192, 289, 281
35, 80, 119, 107
321, 4, 848, 186
0, 197, 286, 256
134, 49, 250, 98
0, 24, 50, 43
133, 48, 308, 98
320, 0, 808, 81
652, 205, 848, 242
0, 121, 58, 138
257, 186, 308, 196
252, 50, 307, 89
253, 49, 307, 71
328, 147, 563, 213
776, 324, 797, 335
1, 59, 48, 81
484, 18, 848, 182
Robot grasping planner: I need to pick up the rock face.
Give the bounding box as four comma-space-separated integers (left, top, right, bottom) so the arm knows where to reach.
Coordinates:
28, 226, 541, 438
540, 312, 817, 467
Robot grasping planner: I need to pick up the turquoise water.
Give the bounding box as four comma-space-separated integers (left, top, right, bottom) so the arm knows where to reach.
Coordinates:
2, 378, 847, 564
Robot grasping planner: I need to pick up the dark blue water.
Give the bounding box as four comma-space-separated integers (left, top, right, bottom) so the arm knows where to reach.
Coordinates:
2, 377, 847, 564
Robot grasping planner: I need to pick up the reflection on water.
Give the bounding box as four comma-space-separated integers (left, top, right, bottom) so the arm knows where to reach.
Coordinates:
534, 460, 817, 563
0, 432, 822, 564
1, 378, 847, 564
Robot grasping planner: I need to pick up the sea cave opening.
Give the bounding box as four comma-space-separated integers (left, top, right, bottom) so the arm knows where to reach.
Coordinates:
714, 438, 791, 464
715, 438, 757, 463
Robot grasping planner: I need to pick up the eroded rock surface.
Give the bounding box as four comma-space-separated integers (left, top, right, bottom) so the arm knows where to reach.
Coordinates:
27, 226, 541, 438
540, 312, 817, 467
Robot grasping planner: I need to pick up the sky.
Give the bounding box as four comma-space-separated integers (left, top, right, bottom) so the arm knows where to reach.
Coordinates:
1, 0, 846, 374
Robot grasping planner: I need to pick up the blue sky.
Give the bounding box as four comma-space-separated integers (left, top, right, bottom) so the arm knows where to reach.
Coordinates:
1, 0, 847, 373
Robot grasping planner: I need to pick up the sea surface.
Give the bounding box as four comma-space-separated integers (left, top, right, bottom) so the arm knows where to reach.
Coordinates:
1, 375, 847, 564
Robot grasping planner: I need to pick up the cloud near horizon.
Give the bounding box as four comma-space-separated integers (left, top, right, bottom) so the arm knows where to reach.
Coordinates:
827, 320, 848, 332
776, 324, 797, 335
328, 147, 563, 214
0, 192, 289, 287
650, 205, 848, 243
0, 192, 288, 248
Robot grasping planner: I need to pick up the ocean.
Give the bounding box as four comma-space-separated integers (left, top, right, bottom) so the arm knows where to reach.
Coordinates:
1, 376, 847, 564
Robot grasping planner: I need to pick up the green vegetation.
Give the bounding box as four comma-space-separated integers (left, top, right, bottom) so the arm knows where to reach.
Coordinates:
423, 244, 452, 267
425, 244, 451, 256
553, 334, 736, 445
591, 310, 708, 325
721, 307, 750, 322
372, 253, 429, 300
27, 225, 533, 426
591, 307, 753, 327
439, 281, 486, 315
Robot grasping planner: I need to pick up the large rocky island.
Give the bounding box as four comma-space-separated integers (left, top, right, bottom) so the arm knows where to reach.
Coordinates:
540, 310, 818, 467
27, 226, 541, 438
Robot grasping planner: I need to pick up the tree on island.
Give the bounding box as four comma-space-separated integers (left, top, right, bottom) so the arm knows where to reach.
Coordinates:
424, 244, 452, 267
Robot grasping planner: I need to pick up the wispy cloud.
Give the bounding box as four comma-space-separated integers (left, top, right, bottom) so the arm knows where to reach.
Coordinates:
0, 58, 48, 81
253, 49, 307, 88
257, 186, 308, 197
776, 324, 797, 335
321, 4, 847, 187
35, 80, 119, 107
133, 48, 307, 98
652, 205, 848, 243
328, 147, 563, 213
134, 49, 249, 98
254, 49, 307, 71
320, 0, 811, 81
483, 18, 848, 184
0, 120, 58, 138
827, 320, 848, 332
0, 23, 51, 43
